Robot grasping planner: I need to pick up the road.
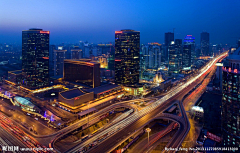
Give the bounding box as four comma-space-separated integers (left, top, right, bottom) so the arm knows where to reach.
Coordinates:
0, 126, 31, 153
66, 52, 228, 153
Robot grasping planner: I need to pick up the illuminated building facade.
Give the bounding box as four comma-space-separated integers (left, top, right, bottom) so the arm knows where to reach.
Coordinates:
184, 35, 195, 66
14, 96, 40, 112
182, 44, 191, 71
200, 32, 210, 56
8, 70, 22, 85
168, 39, 182, 74
221, 49, 240, 148
97, 43, 115, 70
64, 59, 100, 88
22, 28, 49, 88
115, 30, 140, 86
59, 88, 94, 107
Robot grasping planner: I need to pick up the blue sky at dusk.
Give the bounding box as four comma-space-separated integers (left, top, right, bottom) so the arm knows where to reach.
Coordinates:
0, 0, 240, 45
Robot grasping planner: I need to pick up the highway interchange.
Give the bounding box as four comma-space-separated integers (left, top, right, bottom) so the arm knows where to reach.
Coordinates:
0, 51, 227, 153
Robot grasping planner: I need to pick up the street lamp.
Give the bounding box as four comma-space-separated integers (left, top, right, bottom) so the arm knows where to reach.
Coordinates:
145, 127, 151, 147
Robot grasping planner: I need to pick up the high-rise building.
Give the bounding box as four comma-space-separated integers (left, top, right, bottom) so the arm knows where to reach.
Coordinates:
141, 43, 161, 70
53, 49, 66, 76
200, 32, 210, 56
168, 39, 182, 74
22, 28, 49, 88
184, 35, 195, 66
64, 59, 100, 88
71, 46, 82, 59
175, 39, 183, 70
115, 30, 140, 86
49, 45, 56, 77
221, 49, 240, 148
164, 32, 174, 61
182, 44, 191, 71
108, 44, 115, 71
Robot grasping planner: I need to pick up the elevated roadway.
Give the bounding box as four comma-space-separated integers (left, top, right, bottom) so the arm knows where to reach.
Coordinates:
65, 52, 228, 153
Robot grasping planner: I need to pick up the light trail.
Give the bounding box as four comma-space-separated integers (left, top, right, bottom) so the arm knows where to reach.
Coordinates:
66, 52, 228, 153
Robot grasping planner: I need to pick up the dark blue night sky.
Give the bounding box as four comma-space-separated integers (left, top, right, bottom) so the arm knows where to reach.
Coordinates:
1, 0, 240, 45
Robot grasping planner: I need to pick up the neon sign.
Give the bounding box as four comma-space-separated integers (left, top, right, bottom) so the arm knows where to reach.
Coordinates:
115, 31, 122, 34
40, 31, 50, 34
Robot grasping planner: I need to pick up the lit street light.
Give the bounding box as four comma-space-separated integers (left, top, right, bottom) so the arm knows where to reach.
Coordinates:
145, 127, 151, 147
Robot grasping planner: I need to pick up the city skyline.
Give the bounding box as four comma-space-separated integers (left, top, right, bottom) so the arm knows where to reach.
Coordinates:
1, 0, 240, 45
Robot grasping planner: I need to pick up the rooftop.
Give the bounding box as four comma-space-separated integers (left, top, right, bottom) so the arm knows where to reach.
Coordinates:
85, 84, 119, 94
14, 96, 35, 109
228, 47, 240, 60
60, 88, 87, 99
29, 28, 42, 31
64, 59, 99, 65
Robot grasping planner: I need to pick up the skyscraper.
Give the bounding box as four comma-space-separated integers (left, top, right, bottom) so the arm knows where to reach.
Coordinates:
168, 39, 182, 74
221, 48, 240, 148
141, 43, 161, 70
53, 49, 66, 76
175, 39, 183, 70
164, 32, 174, 61
200, 32, 210, 56
184, 35, 195, 66
182, 44, 191, 71
115, 30, 140, 86
22, 28, 49, 88
49, 45, 56, 77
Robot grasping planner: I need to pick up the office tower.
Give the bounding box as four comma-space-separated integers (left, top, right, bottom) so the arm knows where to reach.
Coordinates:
175, 39, 183, 69
22, 28, 49, 88
64, 44, 73, 59
49, 45, 56, 77
53, 49, 66, 76
184, 35, 195, 66
182, 44, 191, 71
141, 43, 161, 70
168, 39, 182, 74
164, 32, 174, 61
115, 29, 140, 86
64, 59, 100, 88
148, 44, 161, 69
141, 45, 149, 70
200, 32, 210, 56
108, 43, 115, 71
71, 46, 82, 59
221, 48, 240, 148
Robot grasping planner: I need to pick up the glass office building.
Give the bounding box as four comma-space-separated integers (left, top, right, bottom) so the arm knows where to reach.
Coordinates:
22, 28, 49, 88
114, 30, 140, 86
222, 49, 240, 149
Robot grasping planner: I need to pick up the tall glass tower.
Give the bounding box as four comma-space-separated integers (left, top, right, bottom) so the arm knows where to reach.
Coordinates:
184, 35, 195, 67
222, 49, 240, 149
200, 32, 210, 56
114, 30, 140, 86
168, 39, 182, 74
164, 32, 174, 62
22, 28, 49, 88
